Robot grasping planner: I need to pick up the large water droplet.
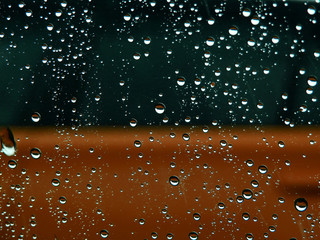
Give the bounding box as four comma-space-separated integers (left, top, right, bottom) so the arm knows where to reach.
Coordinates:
100, 230, 109, 238
30, 148, 41, 159
294, 198, 308, 212
59, 196, 67, 204
229, 26, 238, 35
307, 6, 316, 15
155, 103, 166, 114
189, 232, 198, 240
177, 77, 186, 86
242, 189, 253, 200
52, 178, 60, 187
8, 160, 17, 169
169, 176, 180, 186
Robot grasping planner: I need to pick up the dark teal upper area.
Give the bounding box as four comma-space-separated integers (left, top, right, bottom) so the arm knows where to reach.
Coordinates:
0, 0, 319, 126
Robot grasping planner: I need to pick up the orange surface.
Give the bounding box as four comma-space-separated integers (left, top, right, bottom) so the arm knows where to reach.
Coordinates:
0, 126, 320, 239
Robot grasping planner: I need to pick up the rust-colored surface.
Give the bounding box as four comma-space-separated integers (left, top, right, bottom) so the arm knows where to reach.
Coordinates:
0, 126, 320, 239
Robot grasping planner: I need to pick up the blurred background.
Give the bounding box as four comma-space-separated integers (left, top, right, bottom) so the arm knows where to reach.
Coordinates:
0, 0, 319, 127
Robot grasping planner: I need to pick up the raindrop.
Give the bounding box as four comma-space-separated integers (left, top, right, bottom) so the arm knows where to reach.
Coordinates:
151, 232, 158, 239
220, 140, 227, 147
130, 118, 138, 127
59, 196, 67, 204
258, 165, 268, 174
55, 10, 62, 17
169, 176, 180, 186
26, 9, 32, 17
242, 8, 251, 17
229, 26, 238, 36
51, 178, 60, 187
242, 189, 253, 200
47, 23, 54, 31
307, 76, 317, 87
251, 16, 260, 25
251, 180, 259, 188
246, 233, 254, 240
193, 213, 200, 221
177, 77, 186, 86
218, 202, 225, 209
134, 140, 142, 148
133, 53, 141, 60
272, 36, 280, 44
294, 198, 308, 212
8, 160, 17, 169
207, 17, 215, 25
166, 233, 174, 239
189, 232, 198, 240
155, 103, 166, 114
144, 37, 151, 45
307, 6, 316, 15
100, 230, 109, 238
242, 212, 250, 221
278, 141, 285, 148
61, 1, 67, 7
247, 39, 255, 46
206, 37, 215, 46
182, 133, 190, 141
124, 13, 131, 21
139, 219, 145, 225
30, 148, 41, 159
31, 112, 41, 123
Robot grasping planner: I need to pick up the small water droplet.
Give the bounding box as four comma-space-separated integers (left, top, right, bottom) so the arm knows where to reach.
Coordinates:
206, 37, 215, 46
307, 76, 317, 87
177, 77, 186, 86
169, 176, 180, 186
47, 23, 54, 31
31, 112, 41, 123
242, 189, 253, 200
272, 35, 280, 44
182, 133, 190, 141
258, 165, 268, 174
134, 140, 142, 148
124, 13, 131, 21
130, 118, 138, 127
278, 141, 285, 148
242, 212, 250, 221
193, 213, 200, 221
242, 8, 251, 17
307, 6, 316, 15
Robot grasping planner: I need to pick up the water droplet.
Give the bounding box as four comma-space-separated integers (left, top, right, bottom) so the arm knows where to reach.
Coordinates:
207, 17, 215, 25
258, 165, 268, 174
169, 176, 180, 186
246, 159, 254, 167
272, 36, 280, 44
155, 103, 165, 114
242, 189, 253, 200
144, 37, 151, 45
61, 1, 67, 7
193, 213, 200, 221
251, 16, 260, 25
177, 77, 186, 86
26, 9, 32, 17
134, 140, 141, 148
133, 53, 141, 60
206, 37, 215, 46
307, 6, 316, 15
124, 13, 131, 21
220, 140, 227, 147
246, 233, 254, 240
247, 39, 256, 46
100, 230, 109, 238
47, 23, 54, 31
294, 198, 308, 212
31, 112, 41, 123
55, 9, 62, 17
182, 133, 190, 141
30, 148, 41, 159
229, 26, 238, 36
242, 212, 250, 221
59, 196, 67, 204
218, 202, 225, 209
251, 180, 259, 188
166, 233, 174, 239
242, 8, 251, 17
278, 141, 285, 148
52, 178, 60, 187
151, 232, 158, 239
139, 218, 145, 225
8, 160, 17, 169
130, 118, 138, 127
189, 232, 198, 240
307, 76, 317, 87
